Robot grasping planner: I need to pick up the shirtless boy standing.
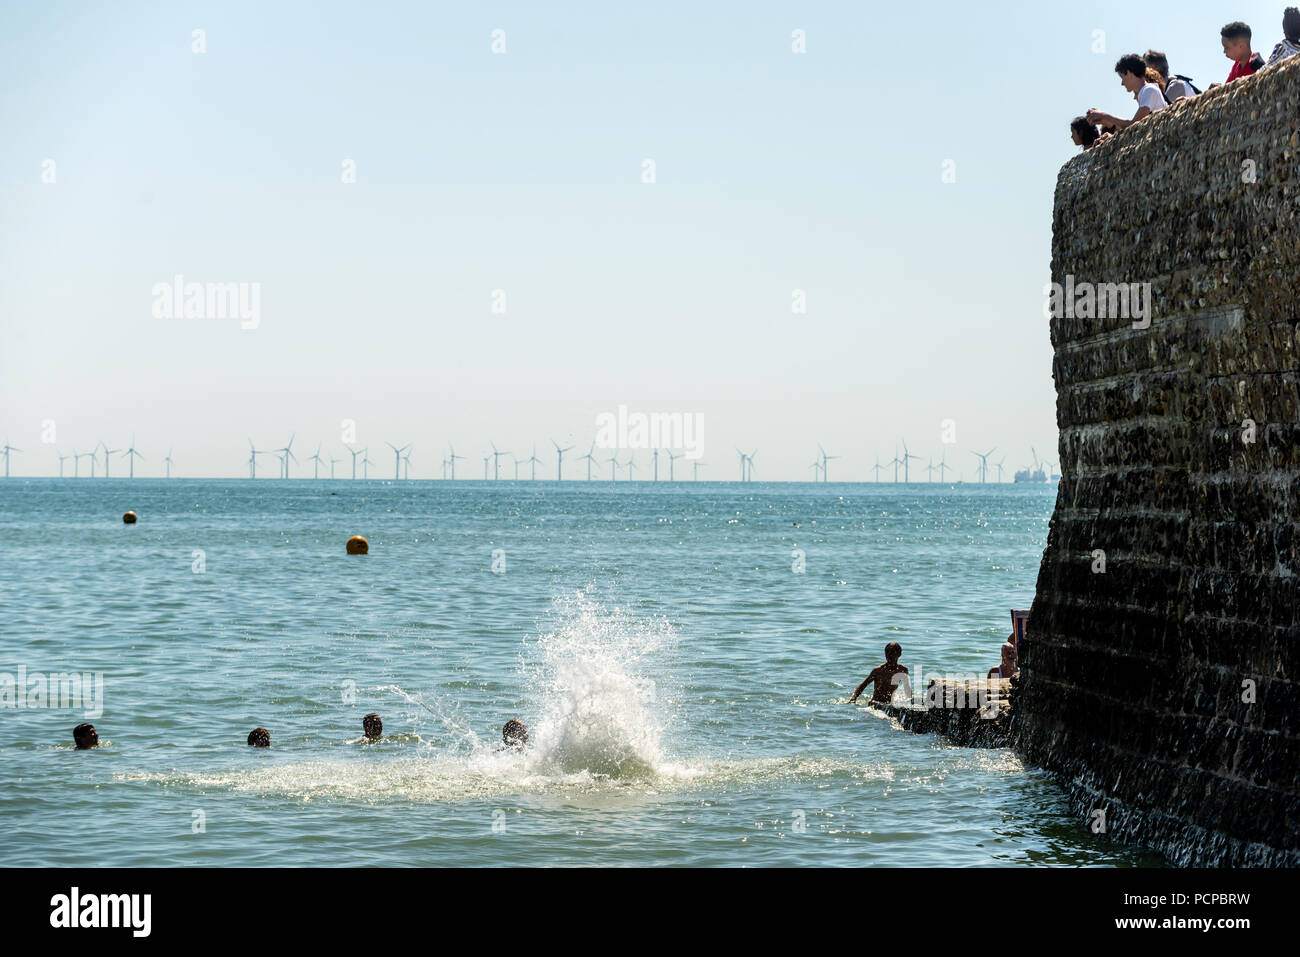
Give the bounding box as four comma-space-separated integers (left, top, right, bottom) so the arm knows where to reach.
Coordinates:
848, 642, 908, 704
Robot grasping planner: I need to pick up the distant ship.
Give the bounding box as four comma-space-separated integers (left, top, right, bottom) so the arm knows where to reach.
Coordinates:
1014, 447, 1054, 483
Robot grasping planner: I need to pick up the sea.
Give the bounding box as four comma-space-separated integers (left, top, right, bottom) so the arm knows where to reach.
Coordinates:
0, 479, 1163, 866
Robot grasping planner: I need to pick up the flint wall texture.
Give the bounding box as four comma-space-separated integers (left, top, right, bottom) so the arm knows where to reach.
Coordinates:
1014, 57, 1300, 866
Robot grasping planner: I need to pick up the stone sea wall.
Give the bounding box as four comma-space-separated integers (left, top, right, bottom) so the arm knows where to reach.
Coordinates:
1013, 57, 1300, 866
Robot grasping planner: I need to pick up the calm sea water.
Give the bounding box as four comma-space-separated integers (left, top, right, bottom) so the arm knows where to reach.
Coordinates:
0, 479, 1161, 867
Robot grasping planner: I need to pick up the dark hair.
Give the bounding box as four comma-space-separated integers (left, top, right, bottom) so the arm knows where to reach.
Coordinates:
247, 727, 270, 747
1285, 8, 1300, 43
1144, 50, 1170, 79
502, 718, 529, 746
73, 723, 98, 748
1221, 21, 1251, 42
1071, 116, 1100, 147
363, 713, 382, 738
1114, 54, 1147, 79
884, 641, 902, 660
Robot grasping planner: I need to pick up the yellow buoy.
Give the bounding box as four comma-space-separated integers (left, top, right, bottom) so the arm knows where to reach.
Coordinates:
346, 535, 369, 555
123, 511, 138, 524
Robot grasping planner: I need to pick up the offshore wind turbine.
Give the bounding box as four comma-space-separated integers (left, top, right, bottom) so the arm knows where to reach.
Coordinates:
994, 457, 1007, 482
57, 450, 70, 477
275, 434, 297, 479
552, 439, 574, 481
510, 453, 521, 480
98, 440, 119, 478
937, 449, 953, 482
402, 448, 413, 480
580, 443, 598, 481
736, 448, 748, 482
692, 460, 705, 481
490, 442, 509, 480
122, 436, 144, 478
666, 449, 682, 481
900, 438, 920, 484
248, 439, 267, 479
818, 444, 838, 482
447, 444, 465, 480
971, 447, 997, 483
346, 444, 364, 480
482, 455, 490, 479
651, 448, 660, 481
329, 455, 342, 480
746, 450, 758, 481
164, 449, 174, 478
361, 452, 374, 479
1, 440, 22, 477
926, 457, 937, 482
872, 456, 885, 482
309, 444, 325, 479
606, 453, 619, 481
810, 460, 822, 481
387, 442, 411, 480
523, 445, 542, 480
82, 449, 97, 478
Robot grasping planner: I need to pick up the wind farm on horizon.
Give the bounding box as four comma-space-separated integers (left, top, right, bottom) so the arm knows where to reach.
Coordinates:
0, 433, 1061, 484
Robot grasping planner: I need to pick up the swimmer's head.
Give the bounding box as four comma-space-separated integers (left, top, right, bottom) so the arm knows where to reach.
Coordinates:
363, 713, 383, 740
502, 718, 529, 747
73, 723, 98, 749
884, 641, 902, 663
247, 727, 271, 748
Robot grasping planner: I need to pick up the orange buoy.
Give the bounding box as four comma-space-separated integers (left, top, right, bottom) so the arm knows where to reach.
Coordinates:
346, 535, 369, 555
123, 511, 138, 524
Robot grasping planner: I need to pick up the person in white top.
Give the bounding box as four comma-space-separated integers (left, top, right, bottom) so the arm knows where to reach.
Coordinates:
1086, 54, 1168, 136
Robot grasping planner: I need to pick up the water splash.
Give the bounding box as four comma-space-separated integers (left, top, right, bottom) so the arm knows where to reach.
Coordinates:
522, 593, 674, 779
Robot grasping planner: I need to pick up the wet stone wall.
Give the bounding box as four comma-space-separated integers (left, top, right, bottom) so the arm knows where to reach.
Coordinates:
1014, 56, 1300, 866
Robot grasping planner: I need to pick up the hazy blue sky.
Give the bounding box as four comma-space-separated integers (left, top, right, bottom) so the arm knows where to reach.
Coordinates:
1, 1, 1286, 479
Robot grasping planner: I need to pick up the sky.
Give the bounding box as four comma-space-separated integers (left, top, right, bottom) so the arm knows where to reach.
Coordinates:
0, 0, 1289, 480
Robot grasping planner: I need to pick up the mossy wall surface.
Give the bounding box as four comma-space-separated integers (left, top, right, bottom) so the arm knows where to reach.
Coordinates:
1015, 58, 1300, 866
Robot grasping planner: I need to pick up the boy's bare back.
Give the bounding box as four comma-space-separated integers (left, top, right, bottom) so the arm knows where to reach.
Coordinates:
849, 642, 908, 704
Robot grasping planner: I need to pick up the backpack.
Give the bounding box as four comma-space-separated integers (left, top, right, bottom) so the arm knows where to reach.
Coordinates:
1169, 73, 1201, 96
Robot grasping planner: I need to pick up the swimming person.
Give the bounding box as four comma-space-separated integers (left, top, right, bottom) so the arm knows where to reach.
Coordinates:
247, 727, 271, 747
363, 713, 383, 741
848, 641, 908, 704
502, 718, 529, 747
73, 723, 99, 749
988, 640, 1018, 680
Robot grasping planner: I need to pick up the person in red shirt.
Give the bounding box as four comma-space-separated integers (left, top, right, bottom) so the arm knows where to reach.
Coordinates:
1222, 21, 1257, 81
